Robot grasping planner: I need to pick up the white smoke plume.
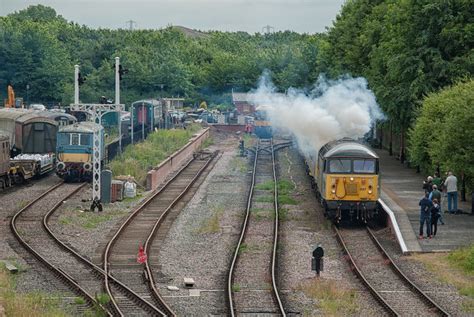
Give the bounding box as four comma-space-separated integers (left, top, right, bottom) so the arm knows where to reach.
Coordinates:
250, 73, 384, 155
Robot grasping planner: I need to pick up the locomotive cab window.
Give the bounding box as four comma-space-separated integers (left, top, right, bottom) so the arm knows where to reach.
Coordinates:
353, 159, 376, 173
328, 159, 351, 173
80, 134, 91, 146
71, 133, 80, 145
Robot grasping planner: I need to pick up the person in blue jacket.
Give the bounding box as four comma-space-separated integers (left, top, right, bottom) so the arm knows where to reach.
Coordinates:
419, 193, 433, 239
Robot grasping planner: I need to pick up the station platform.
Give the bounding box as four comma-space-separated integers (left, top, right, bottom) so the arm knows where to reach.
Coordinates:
377, 149, 473, 253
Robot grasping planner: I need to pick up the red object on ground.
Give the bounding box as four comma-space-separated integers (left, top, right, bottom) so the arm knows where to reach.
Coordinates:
137, 245, 147, 264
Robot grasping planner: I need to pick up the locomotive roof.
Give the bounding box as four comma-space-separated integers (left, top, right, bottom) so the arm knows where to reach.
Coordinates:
59, 121, 103, 133
0, 108, 57, 125
37, 111, 77, 122
131, 99, 161, 107
320, 138, 378, 159
0, 108, 30, 120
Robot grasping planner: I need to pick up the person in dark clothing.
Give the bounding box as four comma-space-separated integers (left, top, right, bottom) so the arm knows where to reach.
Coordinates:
431, 198, 441, 236
423, 176, 434, 194
429, 185, 444, 225
419, 193, 433, 239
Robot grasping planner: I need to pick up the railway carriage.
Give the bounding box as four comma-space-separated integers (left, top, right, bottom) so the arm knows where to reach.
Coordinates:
0, 108, 58, 155
55, 122, 105, 182
306, 138, 381, 223
0, 134, 10, 188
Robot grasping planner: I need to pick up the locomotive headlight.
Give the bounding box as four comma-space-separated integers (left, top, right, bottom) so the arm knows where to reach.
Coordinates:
368, 185, 373, 194
57, 161, 65, 170
331, 184, 336, 194
350, 177, 354, 181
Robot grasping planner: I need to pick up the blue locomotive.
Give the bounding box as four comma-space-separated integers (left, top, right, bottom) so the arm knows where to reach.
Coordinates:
254, 108, 272, 139
55, 122, 104, 182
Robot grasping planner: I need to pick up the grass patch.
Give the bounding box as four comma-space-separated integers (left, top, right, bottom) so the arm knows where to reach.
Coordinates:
230, 156, 247, 173
74, 297, 86, 305
231, 284, 241, 292
255, 196, 274, 203
109, 125, 200, 185
198, 205, 224, 234
238, 243, 248, 255
255, 180, 274, 191
277, 179, 295, 194
242, 134, 255, 147
278, 195, 297, 205
299, 279, 359, 315
59, 210, 127, 230
200, 137, 214, 149
0, 263, 69, 316
17, 200, 29, 209
278, 207, 288, 221
411, 245, 474, 312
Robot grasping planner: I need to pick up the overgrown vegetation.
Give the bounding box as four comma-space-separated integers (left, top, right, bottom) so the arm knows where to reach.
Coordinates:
299, 279, 359, 315
109, 125, 200, 184
59, 209, 128, 229
412, 244, 474, 312
408, 80, 474, 189
0, 263, 69, 316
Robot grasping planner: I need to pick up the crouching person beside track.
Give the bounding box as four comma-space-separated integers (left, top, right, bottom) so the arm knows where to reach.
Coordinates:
419, 193, 433, 239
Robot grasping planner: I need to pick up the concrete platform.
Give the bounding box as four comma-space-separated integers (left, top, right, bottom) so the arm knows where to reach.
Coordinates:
377, 149, 473, 253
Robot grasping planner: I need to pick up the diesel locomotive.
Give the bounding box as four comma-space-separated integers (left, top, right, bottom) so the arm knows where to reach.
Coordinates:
55, 122, 104, 182
306, 138, 381, 223
254, 108, 272, 139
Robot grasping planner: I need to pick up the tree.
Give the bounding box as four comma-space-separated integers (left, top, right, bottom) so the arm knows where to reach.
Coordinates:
408, 79, 474, 189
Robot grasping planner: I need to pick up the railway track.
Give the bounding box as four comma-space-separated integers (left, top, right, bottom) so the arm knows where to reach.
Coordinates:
11, 181, 166, 316
227, 138, 285, 316
334, 226, 450, 317
10, 182, 111, 315
103, 151, 218, 316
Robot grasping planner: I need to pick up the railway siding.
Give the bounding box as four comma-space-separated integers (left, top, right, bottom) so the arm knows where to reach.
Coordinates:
228, 139, 285, 316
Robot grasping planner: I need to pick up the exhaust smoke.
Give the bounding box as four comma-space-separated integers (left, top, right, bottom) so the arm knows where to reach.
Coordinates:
250, 73, 384, 155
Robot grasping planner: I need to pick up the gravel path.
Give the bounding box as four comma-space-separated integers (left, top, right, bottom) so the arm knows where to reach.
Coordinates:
155, 133, 249, 316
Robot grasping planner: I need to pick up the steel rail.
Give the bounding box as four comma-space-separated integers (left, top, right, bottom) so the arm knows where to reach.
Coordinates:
144, 151, 218, 316
103, 152, 215, 316
227, 139, 286, 316
366, 227, 450, 316
10, 182, 112, 316
333, 226, 397, 316
226, 140, 259, 315
270, 139, 286, 315
42, 186, 166, 317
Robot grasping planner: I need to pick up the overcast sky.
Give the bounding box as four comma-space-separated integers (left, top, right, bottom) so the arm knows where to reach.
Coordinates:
0, 0, 346, 33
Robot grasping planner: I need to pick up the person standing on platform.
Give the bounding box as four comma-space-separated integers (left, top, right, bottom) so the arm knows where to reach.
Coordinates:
419, 193, 433, 239
433, 172, 442, 190
423, 176, 434, 194
445, 171, 458, 214
431, 198, 441, 237
429, 185, 445, 225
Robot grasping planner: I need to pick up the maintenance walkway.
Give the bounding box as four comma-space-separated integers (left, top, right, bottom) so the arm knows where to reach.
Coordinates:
377, 149, 473, 253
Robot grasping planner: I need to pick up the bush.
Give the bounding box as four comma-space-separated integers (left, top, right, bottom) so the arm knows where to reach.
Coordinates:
408, 80, 474, 189
109, 126, 200, 184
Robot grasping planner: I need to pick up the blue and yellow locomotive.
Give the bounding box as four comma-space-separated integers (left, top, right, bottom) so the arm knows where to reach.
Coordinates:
253, 108, 272, 139
55, 122, 104, 182
306, 138, 381, 224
